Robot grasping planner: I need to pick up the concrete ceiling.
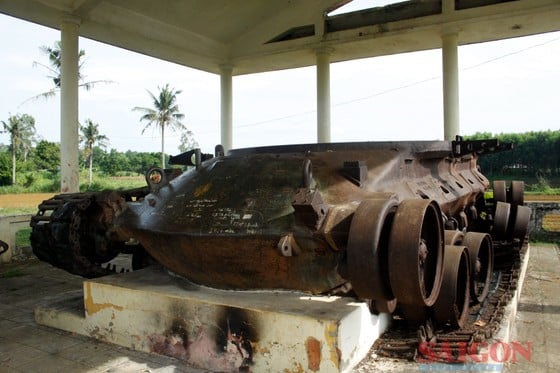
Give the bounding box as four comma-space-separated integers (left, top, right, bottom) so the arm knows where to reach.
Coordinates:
1, 0, 559, 75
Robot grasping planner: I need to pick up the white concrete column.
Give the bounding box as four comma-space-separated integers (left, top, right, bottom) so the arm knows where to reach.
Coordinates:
316, 48, 332, 143
220, 65, 233, 152
442, 0, 455, 14
442, 32, 460, 141
60, 16, 81, 193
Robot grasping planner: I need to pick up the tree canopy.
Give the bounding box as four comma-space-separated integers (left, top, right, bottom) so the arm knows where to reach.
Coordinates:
466, 130, 560, 178
32, 140, 60, 172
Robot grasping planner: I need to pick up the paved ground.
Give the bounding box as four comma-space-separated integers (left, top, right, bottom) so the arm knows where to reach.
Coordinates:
0, 244, 558, 372
506, 243, 560, 372
0, 258, 206, 373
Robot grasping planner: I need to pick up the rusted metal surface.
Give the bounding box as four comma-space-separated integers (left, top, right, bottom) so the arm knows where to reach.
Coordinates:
388, 199, 444, 315
346, 197, 397, 301
30, 189, 148, 277
29, 137, 531, 337
462, 232, 493, 303
432, 245, 470, 328
112, 140, 494, 293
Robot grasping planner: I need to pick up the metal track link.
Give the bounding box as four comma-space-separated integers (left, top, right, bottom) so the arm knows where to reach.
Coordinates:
30, 193, 120, 278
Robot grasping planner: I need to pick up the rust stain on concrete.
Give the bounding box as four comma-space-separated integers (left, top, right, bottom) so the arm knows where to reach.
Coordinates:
324, 323, 340, 368
305, 336, 321, 371
252, 341, 270, 355
84, 283, 124, 315
283, 362, 304, 373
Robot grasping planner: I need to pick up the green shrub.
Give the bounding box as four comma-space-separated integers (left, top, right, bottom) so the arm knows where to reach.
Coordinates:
21, 173, 36, 188
0, 269, 25, 278
527, 176, 553, 194
16, 228, 31, 247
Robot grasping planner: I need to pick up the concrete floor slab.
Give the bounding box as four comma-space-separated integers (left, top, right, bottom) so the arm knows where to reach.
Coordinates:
506, 244, 560, 373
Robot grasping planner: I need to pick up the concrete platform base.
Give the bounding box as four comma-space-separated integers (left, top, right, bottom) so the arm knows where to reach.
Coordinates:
35, 265, 390, 372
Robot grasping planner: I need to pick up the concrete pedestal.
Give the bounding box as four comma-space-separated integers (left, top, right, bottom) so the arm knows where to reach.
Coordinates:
35, 265, 390, 372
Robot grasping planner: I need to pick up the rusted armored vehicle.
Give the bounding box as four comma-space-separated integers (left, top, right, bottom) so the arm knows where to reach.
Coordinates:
30, 137, 530, 330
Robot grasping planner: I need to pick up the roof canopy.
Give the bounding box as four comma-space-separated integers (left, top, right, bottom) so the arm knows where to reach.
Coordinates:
2, 0, 560, 75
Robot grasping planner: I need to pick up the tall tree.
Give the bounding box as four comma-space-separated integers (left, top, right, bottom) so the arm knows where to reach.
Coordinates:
25, 41, 111, 102
1, 114, 37, 184
32, 140, 60, 172
132, 84, 186, 168
178, 129, 199, 153
80, 119, 108, 186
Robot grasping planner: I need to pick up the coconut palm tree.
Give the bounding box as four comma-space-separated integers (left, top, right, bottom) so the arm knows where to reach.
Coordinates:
1, 114, 37, 184
24, 41, 111, 102
80, 119, 108, 187
132, 84, 186, 168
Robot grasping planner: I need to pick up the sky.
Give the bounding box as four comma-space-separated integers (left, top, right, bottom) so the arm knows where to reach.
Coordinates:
1, 4, 559, 156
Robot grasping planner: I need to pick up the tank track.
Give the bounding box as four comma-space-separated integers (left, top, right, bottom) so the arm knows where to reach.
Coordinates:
30, 189, 148, 278
371, 237, 526, 363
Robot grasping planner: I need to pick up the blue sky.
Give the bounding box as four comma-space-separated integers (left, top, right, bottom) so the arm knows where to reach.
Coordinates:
1, 11, 559, 155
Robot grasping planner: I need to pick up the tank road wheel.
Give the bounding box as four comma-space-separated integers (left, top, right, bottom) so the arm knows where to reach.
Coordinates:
462, 232, 493, 304
510, 181, 525, 207
388, 199, 444, 322
510, 205, 531, 241
369, 298, 398, 314
399, 304, 429, 324
444, 230, 464, 245
493, 180, 507, 203
433, 245, 471, 328
347, 197, 398, 304
492, 201, 511, 240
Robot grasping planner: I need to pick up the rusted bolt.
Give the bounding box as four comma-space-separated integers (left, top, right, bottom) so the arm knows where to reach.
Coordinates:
277, 234, 300, 257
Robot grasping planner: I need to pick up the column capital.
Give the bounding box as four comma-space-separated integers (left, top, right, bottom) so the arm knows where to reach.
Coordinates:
442, 0, 455, 14
441, 26, 460, 38
315, 46, 335, 56
60, 14, 82, 26
219, 63, 234, 74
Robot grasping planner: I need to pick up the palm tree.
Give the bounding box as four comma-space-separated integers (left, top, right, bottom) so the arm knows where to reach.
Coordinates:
1, 114, 36, 184
24, 41, 111, 102
80, 119, 108, 187
133, 84, 186, 168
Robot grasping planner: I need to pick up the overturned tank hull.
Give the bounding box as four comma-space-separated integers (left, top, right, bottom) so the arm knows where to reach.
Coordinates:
30, 138, 531, 327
